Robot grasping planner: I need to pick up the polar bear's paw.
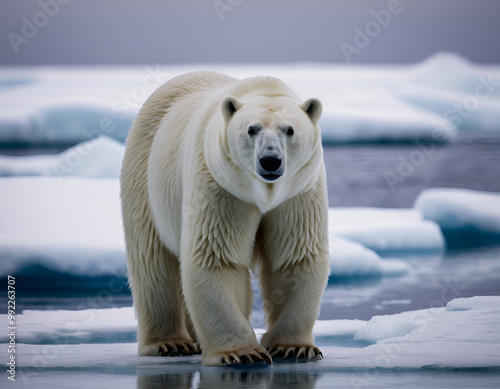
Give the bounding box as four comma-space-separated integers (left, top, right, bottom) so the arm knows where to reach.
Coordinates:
157, 339, 200, 356
205, 345, 273, 366
267, 345, 323, 362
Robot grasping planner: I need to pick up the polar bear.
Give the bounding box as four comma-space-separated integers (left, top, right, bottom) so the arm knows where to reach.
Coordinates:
120, 71, 329, 366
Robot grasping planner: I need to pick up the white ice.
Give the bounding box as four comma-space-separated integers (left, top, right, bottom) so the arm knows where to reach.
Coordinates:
1, 296, 499, 371
0, 177, 125, 277
0, 135, 124, 178
415, 188, 500, 237
330, 208, 445, 255
0, 176, 422, 279
328, 235, 410, 278
1, 53, 499, 146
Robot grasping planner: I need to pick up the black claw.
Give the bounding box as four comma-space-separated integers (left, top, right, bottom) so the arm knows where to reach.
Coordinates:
261, 353, 273, 365
242, 354, 254, 364
272, 348, 284, 358
229, 355, 237, 364
221, 357, 228, 365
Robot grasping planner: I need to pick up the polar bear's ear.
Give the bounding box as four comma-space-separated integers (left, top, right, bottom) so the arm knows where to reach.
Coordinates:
300, 98, 323, 125
221, 95, 242, 122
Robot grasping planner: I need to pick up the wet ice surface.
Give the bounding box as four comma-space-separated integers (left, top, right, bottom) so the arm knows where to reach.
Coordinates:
321, 245, 500, 321
1, 245, 499, 388
1, 296, 500, 388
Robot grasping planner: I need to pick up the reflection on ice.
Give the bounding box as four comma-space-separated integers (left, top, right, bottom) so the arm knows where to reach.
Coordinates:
137, 369, 319, 389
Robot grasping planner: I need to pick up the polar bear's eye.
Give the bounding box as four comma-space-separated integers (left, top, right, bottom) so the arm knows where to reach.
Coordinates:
286, 126, 294, 136
248, 126, 258, 136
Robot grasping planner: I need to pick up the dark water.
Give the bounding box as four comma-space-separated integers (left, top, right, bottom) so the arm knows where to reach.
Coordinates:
320, 245, 500, 321
323, 140, 500, 208
320, 139, 500, 320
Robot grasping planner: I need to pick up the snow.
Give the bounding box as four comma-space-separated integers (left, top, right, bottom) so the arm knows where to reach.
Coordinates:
1, 53, 499, 146
0, 135, 124, 178
0, 177, 125, 277
1, 168, 499, 284
330, 208, 445, 255
415, 188, 500, 246
1, 297, 498, 373
328, 235, 410, 279
396, 53, 500, 134
0, 176, 418, 280
2, 175, 498, 281
1, 308, 136, 345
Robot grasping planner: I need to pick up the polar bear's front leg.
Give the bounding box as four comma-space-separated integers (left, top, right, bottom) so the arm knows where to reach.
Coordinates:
182, 264, 272, 366
258, 174, 330, 361
180, 193, 271, 366
258, 259, 329, 361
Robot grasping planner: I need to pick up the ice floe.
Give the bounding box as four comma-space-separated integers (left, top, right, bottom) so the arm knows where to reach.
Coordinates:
415, 188, 500, 247
1, 297, 498, 371
1, 53, 499, 146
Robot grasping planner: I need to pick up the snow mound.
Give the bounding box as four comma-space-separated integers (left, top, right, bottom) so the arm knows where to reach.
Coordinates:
319, 101, 456, 144
396, 53, 500, 134
0, 136, 124, 178
0, 99, 133, 146
0, 67, 155, 146
415, 188, 500, 247
330, 208, 445, 255
329, 235, 410, 280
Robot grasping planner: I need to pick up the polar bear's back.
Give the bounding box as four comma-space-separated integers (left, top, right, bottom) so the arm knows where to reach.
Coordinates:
121, 72, 237, 259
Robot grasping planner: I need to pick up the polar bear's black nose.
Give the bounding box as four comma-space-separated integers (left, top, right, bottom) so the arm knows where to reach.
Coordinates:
259, 157, 281, 172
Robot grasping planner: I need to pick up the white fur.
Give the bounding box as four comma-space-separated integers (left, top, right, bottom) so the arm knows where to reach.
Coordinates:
120, 71, 329, 366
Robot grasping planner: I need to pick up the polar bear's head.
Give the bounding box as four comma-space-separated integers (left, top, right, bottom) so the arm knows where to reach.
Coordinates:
221, 95, 323, 184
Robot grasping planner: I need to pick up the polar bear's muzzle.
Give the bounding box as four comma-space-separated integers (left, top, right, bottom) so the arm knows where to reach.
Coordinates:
257, 154, 283, 182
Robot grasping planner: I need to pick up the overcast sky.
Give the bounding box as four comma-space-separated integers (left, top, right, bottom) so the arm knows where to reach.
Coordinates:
1, 0, 500, 66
